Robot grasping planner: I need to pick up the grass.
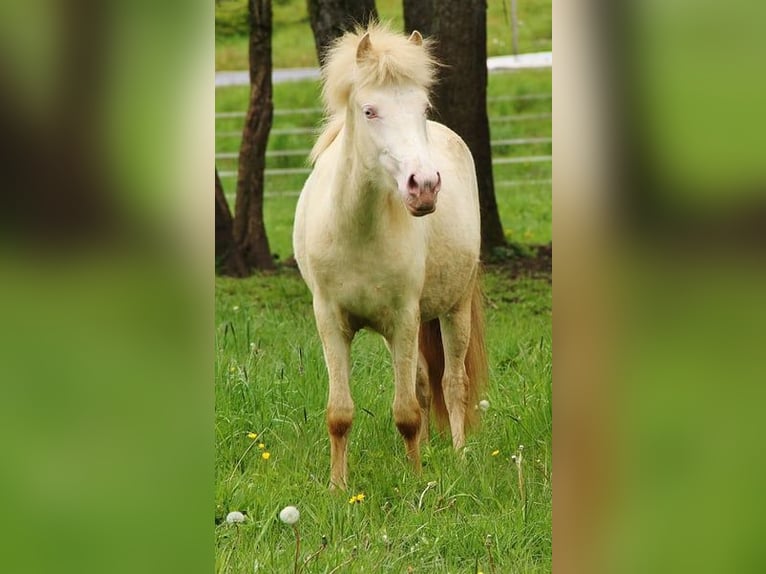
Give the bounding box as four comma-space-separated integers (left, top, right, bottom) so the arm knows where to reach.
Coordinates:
215, 0, 552, 71
215, 267, 551, 572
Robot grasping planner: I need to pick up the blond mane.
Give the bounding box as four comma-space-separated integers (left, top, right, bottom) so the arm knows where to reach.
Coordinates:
310, 23, 438, 164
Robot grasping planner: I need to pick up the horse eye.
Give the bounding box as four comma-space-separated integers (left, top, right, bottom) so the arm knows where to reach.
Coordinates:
363, 106, 377, 119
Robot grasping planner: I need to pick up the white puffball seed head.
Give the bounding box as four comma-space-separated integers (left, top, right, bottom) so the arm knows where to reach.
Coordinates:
279, 505, 300, 525
478, 400, 490, 412
226, 511, 245, 524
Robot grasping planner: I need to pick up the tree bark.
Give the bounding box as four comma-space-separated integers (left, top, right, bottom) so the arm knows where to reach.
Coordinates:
215, 169, 249, 277
233, 0, 276, 270
430, 0, 507, 255
403, 0, 434, 38
307, 0, 378, 67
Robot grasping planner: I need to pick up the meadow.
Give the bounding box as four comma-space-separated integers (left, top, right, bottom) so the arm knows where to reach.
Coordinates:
216, 5, 551, 571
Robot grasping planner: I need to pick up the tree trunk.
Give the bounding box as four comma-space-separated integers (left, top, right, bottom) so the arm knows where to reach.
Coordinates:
403, 0, 433, 37
215, 169, 249, 277
233, 0, 275, 270
307, 0, 378, 67
430, 0, 507, 256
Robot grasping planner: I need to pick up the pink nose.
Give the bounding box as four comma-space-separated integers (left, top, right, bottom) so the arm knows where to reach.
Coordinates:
406, 171, 441, 216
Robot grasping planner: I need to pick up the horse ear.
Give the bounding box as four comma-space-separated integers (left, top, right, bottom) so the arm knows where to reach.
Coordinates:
356, 33, 372, 62
408, 30, 423, 46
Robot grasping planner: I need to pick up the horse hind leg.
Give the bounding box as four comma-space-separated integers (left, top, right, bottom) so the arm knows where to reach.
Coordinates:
439, 296, 473, 449
415, 351, 431, 445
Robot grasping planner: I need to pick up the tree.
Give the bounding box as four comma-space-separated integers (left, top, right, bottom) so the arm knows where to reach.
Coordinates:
307, 0, 378, 67
403, 0, 433, 38
215, 169, 248, 277
232, 0, 276, 270
405, 0, 507, 255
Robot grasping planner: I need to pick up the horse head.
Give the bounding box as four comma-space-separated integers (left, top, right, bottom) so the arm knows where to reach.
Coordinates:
352, 30, 442, 217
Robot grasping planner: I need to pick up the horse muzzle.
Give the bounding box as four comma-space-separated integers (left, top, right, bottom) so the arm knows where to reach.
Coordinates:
405, 171, 441, 217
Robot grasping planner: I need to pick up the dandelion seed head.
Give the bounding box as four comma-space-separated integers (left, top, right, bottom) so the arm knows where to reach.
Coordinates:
279, 505, 300, 525
478, 399, 490, 412
225, 511, 245, 524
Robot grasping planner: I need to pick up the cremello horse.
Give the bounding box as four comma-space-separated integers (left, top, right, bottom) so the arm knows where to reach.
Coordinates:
293, 24, 487, 489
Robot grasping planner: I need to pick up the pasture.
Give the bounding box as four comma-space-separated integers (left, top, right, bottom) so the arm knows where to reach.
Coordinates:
215, 17, 551, 568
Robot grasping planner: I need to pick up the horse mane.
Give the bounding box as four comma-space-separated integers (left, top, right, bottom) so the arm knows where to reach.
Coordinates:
310, 23, 439, 164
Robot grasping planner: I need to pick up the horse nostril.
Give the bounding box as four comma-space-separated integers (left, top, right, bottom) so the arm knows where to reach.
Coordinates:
408, 174, 418, 192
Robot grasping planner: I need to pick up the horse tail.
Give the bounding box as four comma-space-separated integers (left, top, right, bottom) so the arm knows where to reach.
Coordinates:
419, 273, 488, 433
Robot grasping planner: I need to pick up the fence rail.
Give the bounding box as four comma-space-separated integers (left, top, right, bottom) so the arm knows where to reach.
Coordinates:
213, 93, 552, 119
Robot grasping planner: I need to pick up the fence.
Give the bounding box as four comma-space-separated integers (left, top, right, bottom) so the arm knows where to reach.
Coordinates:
215, 87, 551, 200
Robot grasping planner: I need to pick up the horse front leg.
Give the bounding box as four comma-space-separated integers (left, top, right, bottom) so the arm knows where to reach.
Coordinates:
313, 300, 354, 490
387, 312, 423, 473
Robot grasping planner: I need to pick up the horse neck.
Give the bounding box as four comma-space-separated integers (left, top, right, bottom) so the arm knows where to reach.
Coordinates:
332, 119, 405, 236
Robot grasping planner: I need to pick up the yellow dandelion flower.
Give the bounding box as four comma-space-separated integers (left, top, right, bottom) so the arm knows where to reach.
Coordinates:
491, 449, 500, 456
247, 432, 257, 440
262, 452, 271, 460
356, 493, 365, 501
348, 492, 365, 504
258, 443, 266, 450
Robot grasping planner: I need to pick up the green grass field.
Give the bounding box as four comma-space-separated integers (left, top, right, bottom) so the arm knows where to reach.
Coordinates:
216, 4, 551, 571
215, 268, 551, 572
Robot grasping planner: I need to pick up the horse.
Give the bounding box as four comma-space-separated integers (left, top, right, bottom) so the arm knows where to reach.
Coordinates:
293, 23, 488, 490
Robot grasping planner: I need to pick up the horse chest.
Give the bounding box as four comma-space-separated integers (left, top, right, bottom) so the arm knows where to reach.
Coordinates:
310, 243, 423, 327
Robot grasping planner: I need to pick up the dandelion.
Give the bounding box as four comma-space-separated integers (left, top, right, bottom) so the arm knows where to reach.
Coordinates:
279, 505, 300, 525
279, 505, 301, 574
478, 399, 490, 412
247, 432, 257, 440
262, 452, 271, 460
348, 493, 365, 504
491, 449, 500, 456
258, 443, 266, 450
225, 511, 246, 524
